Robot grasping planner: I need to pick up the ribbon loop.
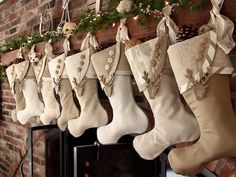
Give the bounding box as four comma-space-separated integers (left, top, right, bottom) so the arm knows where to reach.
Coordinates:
17, 48, 24, 59
116, 18, 130, 43
57, 0, 71, 28
80, 33, 98, 51
209, 0, 235, 54
45, 40, 54, 59
156, 5, 179, 44
63, 36, 71, 54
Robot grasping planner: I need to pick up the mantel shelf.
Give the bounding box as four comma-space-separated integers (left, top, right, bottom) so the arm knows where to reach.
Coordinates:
1, 0, 236, 65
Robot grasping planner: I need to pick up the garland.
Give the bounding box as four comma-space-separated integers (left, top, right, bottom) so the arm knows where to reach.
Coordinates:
0, 0, 209, 61
0, 64, 6, 79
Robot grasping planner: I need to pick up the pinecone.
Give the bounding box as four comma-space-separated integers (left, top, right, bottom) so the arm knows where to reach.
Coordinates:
96, 41, 116, 52
125, 38, 142, 51
176, 25, 199, 42
13, 58, 25, 64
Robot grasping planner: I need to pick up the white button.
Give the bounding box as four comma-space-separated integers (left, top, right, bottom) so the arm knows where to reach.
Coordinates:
200, 38, 207, 44
105, 65, 110, 70
155, 43, 160, 49
21, 68, 24, 71
195, 54, 203, 60
20, 71, 23, 75
109, 50, 115, 56
77, 67, 82, 72
80, 55, 85, 60
199, 47, 205, 53
107, 58, 113, 63
151, 59, 157, 66
22, 63, 26, 66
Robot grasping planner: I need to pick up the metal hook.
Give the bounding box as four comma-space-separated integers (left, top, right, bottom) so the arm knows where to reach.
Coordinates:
94, 141, 102, 161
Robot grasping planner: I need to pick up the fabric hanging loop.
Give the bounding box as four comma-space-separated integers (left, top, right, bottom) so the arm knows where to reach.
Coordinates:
63, 36, 71, 54
45, 40, 54, 60
209, 0, 235, 54
95, 0, 101, 13
80, 33, 99, 51
39, 3, 54, 35
17, 48, 24, 59
116, 18, 130, 43
57, 0, 71, 29
156, 4, 179, 44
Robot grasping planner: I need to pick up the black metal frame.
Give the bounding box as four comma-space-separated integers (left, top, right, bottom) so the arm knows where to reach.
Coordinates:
73, 142, 166, 177
28, 124, 65, 177
27, 125, 218, 177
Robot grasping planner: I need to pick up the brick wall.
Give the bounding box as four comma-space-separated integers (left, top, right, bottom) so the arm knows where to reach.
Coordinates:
0, 0, 236, 177
0, 0, 109, 45
0, 79, 46, 177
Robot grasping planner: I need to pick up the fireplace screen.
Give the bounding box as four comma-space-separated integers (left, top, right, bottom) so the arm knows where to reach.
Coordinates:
74, 143, 158, 177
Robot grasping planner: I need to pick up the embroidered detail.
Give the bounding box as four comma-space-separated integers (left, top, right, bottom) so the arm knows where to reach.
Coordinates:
36, 79, 43, 94
185, 67, 213, 101
99, 74, 115, 97
19, 81, 25, 92
142, 71, 163, 99
53, 78, 60, 94
12, 82, 16, 94
72, 77, 87, 97
29, 52, 42, 66
198, 24, 214, 35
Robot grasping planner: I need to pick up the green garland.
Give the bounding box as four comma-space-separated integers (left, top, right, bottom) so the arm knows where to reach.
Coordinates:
0, 64, 6, 79
0, 0, 209, 57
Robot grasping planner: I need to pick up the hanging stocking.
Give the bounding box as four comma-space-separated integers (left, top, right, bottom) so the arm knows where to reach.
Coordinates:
14, 48, 44, 124
125, 5, 200, 160
65, 33, 108, 137
6, 50, 26, 121
167, 0, 236, 174
29, 42, 60, 125
91, 19, 148, 144
48, 37, 80, 131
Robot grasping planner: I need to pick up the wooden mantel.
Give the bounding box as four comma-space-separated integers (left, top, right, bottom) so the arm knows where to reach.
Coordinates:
1, 0, 236, 65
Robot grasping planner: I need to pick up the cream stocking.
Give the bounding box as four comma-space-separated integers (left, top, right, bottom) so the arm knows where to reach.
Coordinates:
15, 61, 44, 124
91, 25, 148, 143
66, 34, 108, 137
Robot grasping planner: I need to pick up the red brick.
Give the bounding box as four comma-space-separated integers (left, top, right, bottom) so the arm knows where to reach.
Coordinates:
219, 158, 236, 177
208, 160, 219, 172
3, 135, 23, 147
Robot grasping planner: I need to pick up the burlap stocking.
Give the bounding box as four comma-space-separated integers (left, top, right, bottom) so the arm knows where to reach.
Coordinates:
6, 64, 26, 122
125, 6, 200, 160
48, 38, 80, 131
167, 0, 236, 174
29, 43, 60, 125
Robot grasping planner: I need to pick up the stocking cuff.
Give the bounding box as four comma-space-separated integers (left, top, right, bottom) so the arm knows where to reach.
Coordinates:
14, 60, 30, 82
48, 53, 67, 84
6, 64, 16, 89
91, 42, 132, 96
168, 31, 234, 95
125, 35, 170, 93
65, 48, 97, 90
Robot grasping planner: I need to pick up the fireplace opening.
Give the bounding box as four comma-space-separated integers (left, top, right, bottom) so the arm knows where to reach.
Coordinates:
45, 128, 60, 177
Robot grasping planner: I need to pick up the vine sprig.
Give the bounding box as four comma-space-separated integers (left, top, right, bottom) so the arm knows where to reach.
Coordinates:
0, 0, 210, 57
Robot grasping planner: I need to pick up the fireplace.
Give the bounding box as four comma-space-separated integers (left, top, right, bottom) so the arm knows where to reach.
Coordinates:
28, 125, 218, 177
39, 125, 161, 177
